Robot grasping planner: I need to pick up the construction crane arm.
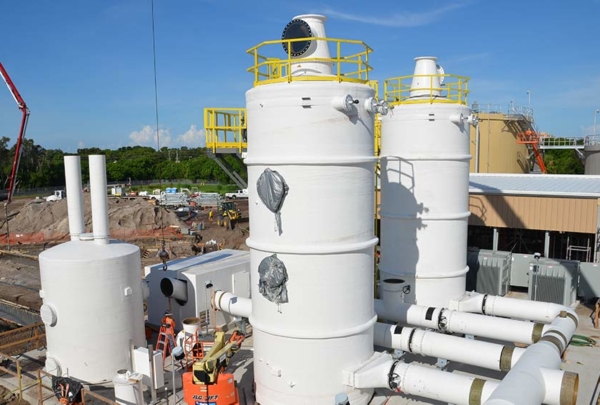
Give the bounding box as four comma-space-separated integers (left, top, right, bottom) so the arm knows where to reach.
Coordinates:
0, 62, 30, 205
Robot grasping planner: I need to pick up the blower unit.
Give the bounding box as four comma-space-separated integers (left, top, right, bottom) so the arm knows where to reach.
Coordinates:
467, 249, 511, 296
527, 258, 579, 306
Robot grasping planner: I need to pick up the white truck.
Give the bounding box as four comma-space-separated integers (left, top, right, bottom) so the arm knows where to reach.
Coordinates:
46, 190, 65, 202
225, 189, 248, 199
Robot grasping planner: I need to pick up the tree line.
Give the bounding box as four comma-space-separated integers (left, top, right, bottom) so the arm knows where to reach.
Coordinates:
0, 137, 247, 190
0, 135, 585, 191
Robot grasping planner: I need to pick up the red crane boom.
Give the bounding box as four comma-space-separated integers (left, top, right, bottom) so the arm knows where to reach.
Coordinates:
0, 62, 30, 205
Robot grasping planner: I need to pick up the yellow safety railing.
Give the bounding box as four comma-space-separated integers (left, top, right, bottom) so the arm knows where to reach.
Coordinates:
204, 108, 247, 153
384, 74, 470, 106
247, 37, 373, 86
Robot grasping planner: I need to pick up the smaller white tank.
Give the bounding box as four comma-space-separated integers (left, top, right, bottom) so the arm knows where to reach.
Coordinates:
39, 155, 146, 383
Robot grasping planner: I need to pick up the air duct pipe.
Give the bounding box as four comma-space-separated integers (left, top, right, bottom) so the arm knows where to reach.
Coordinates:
344, 353, 498, 405
373, 323, 525, 372
485, 313, 579, 405
451, 292, 578, 324
213, 290, 252, 319
64, 156, 85, 241
375, 300, 550, 345
88, 155, 109, 245
160, 278, 188, 303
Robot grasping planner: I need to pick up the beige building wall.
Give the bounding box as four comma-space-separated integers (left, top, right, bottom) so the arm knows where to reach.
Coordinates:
469, 113, 530, 174
469, 194, 598, 234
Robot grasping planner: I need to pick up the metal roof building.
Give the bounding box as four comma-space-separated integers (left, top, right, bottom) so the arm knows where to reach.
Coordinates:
468, 173, 600, 262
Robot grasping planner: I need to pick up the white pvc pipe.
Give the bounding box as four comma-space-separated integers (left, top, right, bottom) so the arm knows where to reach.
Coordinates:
394, 362, 498, 405
373, 323, 525, 372
160, 278, 188, 303
63, 156, 85, 241
88, 155, 109, 245
375, 299, 550, 345
213, 290, 252, 319
485, 313, 579, 405
451, 292, 577, 324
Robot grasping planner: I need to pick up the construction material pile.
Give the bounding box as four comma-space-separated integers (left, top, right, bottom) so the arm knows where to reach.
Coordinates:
0, 196, 185, 243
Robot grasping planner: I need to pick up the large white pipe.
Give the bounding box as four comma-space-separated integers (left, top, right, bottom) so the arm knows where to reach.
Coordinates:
373, 323, 525, 372
451, 292, 578, 324
375, 299, 550, 345
345, 353, 498, 405
394, 362, 498, 405
213, 290, 252, 319
63, 156, 85, 241
160, 278, 188, 303
88, 155, 109, 245
485, 313, 579, 405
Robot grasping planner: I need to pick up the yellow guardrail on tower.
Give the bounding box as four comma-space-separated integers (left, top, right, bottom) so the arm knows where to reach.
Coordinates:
247, 37, 373, 87
204, 108, 247, 153
384, 74, 470, 106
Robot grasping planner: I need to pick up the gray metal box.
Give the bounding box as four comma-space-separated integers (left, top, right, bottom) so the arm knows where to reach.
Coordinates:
467, 249, 511, 296
527, 258, 579, 306
577, 262, 600, 299
510, 253, 537, 288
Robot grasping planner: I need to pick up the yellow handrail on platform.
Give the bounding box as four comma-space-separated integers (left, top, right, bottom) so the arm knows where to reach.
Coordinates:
384, 74, 470, 106
247, 37, 373, 87
204, 108, 247, 153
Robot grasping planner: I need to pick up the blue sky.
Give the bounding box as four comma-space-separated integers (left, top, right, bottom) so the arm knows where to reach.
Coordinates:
0, 0, 598, 152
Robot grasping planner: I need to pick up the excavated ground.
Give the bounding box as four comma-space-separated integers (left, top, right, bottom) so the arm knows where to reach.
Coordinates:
0, 196, 249, 313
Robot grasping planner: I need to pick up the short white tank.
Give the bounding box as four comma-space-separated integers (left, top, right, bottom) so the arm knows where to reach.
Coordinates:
245, 81, 377, 404
39, 239, 146, 383
39, 155, 145, 383
380, 57, 472, 308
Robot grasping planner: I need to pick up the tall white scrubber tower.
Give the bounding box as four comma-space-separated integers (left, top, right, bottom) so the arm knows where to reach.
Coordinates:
245, 15, 380, 405
39, 155, 146, 383
379, 57, 473, 308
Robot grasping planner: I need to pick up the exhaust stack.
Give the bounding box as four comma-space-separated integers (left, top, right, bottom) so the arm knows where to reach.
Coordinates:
88, 155, 110, 245
64, 156, 85, 241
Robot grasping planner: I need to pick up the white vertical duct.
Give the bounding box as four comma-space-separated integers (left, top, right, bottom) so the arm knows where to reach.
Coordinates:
88, 154, 109, 245
64, 155, 85, 241
379, 56, 472, 307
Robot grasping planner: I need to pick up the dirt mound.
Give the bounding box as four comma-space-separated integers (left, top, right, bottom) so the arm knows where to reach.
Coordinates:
0, 196, 186, 242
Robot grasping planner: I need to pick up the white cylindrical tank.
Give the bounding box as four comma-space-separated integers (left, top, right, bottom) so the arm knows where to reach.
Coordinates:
39, 155, 146, 383
245, 70, 377, 405
380, 57, 471, 307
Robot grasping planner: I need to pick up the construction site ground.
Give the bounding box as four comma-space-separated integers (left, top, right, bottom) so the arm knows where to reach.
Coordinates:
0, 196, 250, 316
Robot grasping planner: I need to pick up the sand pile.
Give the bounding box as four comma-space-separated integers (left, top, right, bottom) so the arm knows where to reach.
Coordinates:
1, 196, 185, 242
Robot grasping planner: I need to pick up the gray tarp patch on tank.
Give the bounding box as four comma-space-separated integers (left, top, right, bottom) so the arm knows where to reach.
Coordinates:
258, 254, 289, 304
256, 168, 289, 235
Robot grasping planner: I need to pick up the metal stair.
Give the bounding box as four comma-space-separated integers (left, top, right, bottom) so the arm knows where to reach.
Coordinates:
208, 151, 248, 189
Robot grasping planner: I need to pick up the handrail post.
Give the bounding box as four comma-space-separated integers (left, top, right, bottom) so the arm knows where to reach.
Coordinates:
37, 368, 42, 405
17, 360, 22, 399
337, 40, 341, 80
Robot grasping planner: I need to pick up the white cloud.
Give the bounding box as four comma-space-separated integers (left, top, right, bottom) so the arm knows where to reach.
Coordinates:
323, 2, 467, 27
175, 124, 205, 147
129, 124, 206, 148
129, 125, 172, 148
77, 140, 85, 149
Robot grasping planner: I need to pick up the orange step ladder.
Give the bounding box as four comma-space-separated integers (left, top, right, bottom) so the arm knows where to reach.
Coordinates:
156, 314, 176, 366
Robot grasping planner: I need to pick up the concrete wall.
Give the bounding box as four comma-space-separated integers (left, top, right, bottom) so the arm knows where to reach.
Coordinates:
470, 113, 530, 174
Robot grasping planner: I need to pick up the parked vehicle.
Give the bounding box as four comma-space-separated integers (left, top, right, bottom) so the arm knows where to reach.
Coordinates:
225, 189, 248, 199
46, 190, 65, 202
